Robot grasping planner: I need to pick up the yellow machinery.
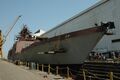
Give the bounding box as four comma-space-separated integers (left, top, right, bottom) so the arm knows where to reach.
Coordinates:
0, 15, 21, 58
0, 30, 3, 57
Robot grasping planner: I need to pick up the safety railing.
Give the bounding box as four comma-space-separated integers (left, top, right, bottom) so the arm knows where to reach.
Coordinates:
15, 61, 120, 80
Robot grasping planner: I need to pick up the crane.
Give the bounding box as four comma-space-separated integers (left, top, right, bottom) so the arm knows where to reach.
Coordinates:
0, 15, 21, 58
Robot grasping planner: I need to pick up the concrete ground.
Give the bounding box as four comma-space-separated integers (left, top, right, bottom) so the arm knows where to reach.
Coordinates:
0, 59, 45, 80
0, 59, 73, 80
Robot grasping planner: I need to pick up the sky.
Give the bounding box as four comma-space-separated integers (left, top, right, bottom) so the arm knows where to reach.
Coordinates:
0, 0, 100, 58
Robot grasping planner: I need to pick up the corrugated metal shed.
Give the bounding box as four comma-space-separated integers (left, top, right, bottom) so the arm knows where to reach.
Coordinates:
41, 0, 120, 51
42, 0, 110, 38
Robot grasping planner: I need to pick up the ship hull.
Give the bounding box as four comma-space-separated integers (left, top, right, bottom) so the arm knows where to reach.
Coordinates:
15, 27, 105, 64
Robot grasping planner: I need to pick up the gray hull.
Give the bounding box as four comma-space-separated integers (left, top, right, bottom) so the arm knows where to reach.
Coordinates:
17, 29, 104, 64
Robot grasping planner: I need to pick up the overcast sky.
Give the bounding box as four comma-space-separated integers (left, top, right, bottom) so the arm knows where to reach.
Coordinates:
0, 0, 100, 58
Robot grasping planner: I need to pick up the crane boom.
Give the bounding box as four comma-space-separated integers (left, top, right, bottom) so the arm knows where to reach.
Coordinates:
3, 15, 21, 44
0, 15, 21, 58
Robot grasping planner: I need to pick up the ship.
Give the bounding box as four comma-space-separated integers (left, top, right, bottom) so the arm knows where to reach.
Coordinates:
8, 22, 115, 64
8, 0, 116, 64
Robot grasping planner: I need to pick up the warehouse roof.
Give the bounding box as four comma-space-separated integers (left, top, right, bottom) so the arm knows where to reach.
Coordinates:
42, 0, 110, 36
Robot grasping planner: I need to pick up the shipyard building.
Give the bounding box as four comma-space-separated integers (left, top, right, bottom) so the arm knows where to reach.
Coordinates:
41, 0, 120, 52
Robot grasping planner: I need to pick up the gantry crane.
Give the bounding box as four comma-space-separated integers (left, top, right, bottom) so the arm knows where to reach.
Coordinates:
0, 15, 21, 58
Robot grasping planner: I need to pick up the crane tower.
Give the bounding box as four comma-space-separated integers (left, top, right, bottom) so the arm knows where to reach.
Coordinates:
0, 30, 3, 58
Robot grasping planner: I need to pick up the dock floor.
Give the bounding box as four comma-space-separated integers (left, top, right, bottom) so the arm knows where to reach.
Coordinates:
0, 59, 45, 80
